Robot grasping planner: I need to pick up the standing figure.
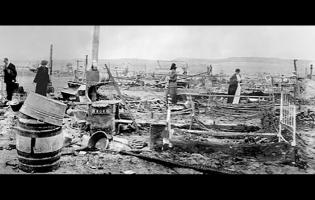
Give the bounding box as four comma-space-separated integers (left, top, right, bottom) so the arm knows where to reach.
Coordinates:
3, 58, 17, 101
166, 63, 178, 104
182, 66, 188, 75
33, 60, 50, 96
207, 65, 213, 76
227, 68, 242, 104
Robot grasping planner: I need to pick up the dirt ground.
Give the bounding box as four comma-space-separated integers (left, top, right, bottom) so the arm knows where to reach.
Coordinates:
0, 74, 314, 174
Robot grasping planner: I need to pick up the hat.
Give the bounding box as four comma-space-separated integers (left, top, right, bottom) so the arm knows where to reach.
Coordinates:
170, 63, 176, 70
41, 60, 48, 65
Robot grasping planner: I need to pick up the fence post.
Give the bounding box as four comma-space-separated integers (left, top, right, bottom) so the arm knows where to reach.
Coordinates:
278, 91, 283, 142
292, 105, 296, 146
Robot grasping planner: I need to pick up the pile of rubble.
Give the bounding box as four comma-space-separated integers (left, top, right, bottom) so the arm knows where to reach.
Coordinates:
301, 79, 315, 101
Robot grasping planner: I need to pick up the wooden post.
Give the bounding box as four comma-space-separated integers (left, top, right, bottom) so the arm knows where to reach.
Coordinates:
92, 26, 100, 67
310, 64, 313, 80
293, 59, 297, 73
167, 106, 171, 138
50, 44, 53, 75
76, 60, 80, 71
293, 59, 300, 97
85, 55, 88, 72
189, 95, 194, 130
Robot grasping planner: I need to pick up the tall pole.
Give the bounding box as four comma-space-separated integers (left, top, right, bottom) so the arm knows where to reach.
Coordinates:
293, 59, 297, 74
85, 55, 88, 72
293, 59, 299, 97
76, 60, 80, 71
92, 26, 100, 68
50, 44, 53, 75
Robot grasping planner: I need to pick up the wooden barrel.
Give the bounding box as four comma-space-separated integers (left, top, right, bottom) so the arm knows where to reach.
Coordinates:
150, 123, 166, 151
15, 113, 64, 173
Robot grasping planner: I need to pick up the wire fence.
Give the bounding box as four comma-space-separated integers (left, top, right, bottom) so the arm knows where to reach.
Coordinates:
278, 91, 297, 146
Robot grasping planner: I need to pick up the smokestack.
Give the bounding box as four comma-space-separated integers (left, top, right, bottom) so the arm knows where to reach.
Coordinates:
92, 26, 100, 68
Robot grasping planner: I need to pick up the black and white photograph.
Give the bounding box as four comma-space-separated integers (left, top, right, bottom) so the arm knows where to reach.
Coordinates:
0, 25, 314, 174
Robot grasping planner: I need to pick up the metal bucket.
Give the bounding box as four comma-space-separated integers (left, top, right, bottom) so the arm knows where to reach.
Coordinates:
20, 92, 67, 126
149, 123, 166, 151
87, 114, 115, 133
15, 113, 64, 173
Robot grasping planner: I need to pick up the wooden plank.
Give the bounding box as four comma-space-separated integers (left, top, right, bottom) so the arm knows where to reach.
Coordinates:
232, 84, 241, 104
174, 128, 277, 139
177, 92, 274, 99
119, 150, 239, 174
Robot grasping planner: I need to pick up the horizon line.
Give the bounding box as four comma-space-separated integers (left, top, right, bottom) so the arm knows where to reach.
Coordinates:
10, 56, 315, 62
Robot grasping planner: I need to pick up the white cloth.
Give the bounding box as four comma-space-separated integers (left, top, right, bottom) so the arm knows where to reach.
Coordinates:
236, 74, 241, 82
232, 74, 242, 104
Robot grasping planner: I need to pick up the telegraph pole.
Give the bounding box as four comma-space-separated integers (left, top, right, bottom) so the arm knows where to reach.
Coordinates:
76, 60, 80, 71
293, 59, 300, 97
50, 44, 53, 75
85, 55, 88, 71
293, 59, 298, 74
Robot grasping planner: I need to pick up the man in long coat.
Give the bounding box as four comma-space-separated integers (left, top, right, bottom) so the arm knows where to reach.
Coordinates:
227, 68, 242, 103
166, 63, 178, 104
33, 60, 50, 96
3, 58, 17, 101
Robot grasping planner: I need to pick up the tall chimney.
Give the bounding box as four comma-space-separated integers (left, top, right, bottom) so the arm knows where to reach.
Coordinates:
92, 26, 100, 68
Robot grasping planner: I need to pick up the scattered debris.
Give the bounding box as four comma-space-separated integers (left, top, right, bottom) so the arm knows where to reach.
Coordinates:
123, 170, 136, 174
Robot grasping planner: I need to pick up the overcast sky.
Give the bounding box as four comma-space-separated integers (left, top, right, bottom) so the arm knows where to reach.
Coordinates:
1, 26, 315, 61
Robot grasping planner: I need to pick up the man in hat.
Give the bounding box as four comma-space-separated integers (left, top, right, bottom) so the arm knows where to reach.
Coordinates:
3, 58, 17, 101
227, 68, 242, 104
166, 63, 178, 104
33, 60, 50, 96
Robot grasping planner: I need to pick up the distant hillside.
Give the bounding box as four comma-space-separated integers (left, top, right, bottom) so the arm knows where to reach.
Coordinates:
11, 57, 314, 77
175, 57, 313, 76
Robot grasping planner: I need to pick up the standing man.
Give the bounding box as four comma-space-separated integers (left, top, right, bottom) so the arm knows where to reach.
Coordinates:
227, 68, 242, 104
3, 58, 17, 101
207, 65, 213, 76
33, 60, 50, 96
166, 63, 178, 104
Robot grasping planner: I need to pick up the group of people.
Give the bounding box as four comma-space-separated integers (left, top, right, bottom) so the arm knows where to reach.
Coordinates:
166, 63, 242, 104
3, 58, 242, 104
2, 58, 51, 101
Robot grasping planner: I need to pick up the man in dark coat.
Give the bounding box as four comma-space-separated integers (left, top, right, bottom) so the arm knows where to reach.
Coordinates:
33, 60, 50, 96
3, 58, 17, 101
227, 68, 241, 103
